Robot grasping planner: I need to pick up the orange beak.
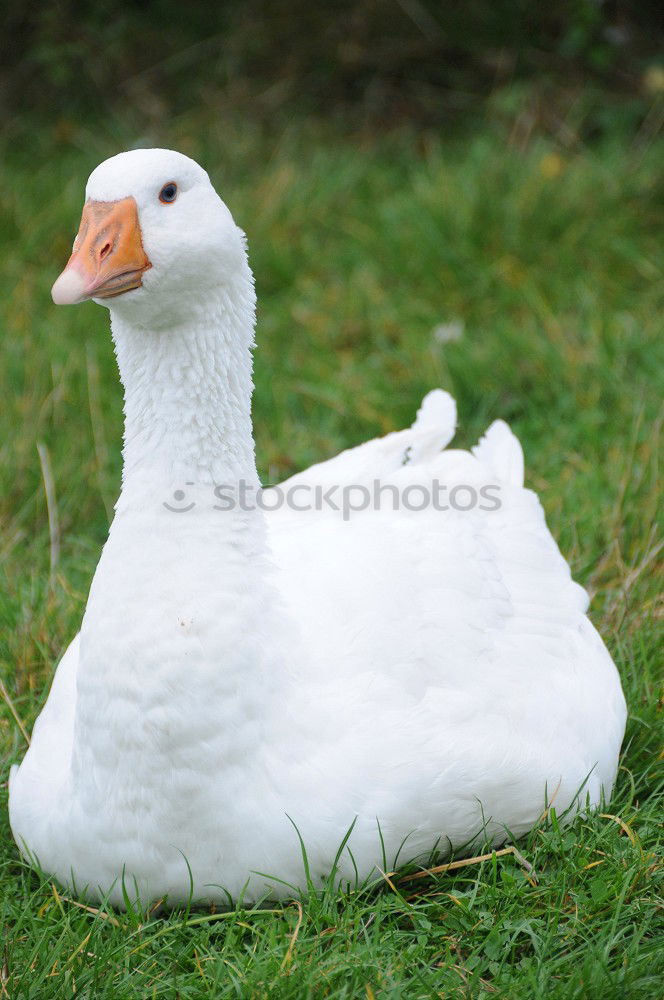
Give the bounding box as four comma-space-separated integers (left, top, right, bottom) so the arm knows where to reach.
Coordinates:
51, 197, 151, 305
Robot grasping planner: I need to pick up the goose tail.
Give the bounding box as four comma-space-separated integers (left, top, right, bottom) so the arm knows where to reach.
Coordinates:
472, 419, 524, 487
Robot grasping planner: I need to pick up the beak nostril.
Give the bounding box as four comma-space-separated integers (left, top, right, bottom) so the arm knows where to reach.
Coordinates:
99, 242, 112, 261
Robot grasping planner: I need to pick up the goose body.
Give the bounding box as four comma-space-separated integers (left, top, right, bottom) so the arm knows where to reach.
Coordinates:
9, 149, 626, 906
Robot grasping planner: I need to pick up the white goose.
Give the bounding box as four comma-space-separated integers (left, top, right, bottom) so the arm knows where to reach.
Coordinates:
10, 149, 626, 907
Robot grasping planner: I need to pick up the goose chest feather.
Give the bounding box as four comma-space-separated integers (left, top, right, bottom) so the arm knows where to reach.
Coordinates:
9, 148, 627, 907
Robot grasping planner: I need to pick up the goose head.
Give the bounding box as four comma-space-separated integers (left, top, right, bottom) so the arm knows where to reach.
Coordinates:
51, 148, 248, 327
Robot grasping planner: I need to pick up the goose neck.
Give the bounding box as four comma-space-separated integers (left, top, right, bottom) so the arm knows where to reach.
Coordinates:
110, 279, 258, 490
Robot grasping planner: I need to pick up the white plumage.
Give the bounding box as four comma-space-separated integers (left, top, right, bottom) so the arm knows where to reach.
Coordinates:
9, 149, 626, 907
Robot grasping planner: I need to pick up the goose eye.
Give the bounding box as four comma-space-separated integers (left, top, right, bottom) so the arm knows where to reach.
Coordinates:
159, 182, 178, 204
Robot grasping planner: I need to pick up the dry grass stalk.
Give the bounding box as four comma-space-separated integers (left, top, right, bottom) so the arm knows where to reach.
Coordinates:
0, 678, 30, 746
36, 441, 60, 585
400, 845, 536, 886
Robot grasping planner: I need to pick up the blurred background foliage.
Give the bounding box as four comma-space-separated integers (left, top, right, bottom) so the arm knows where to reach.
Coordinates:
2, 0, 663, 138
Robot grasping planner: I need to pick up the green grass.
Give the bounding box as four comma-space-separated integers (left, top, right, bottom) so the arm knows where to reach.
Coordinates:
0, 113, 662, 997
